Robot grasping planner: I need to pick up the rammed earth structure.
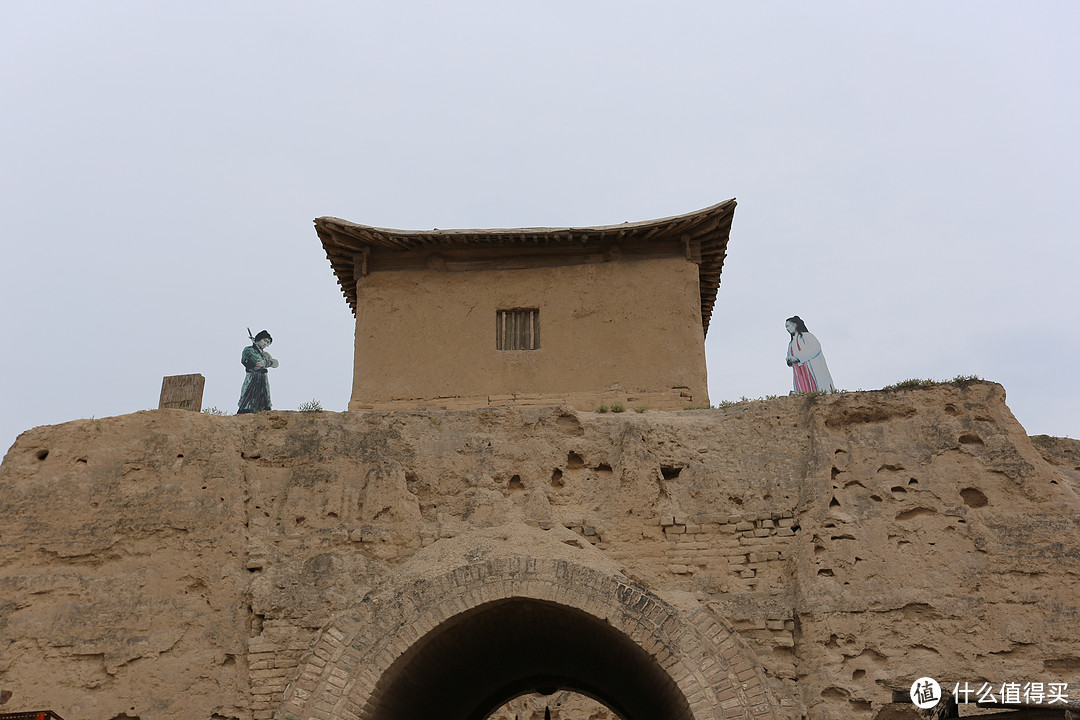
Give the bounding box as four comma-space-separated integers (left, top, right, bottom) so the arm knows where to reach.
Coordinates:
315, 200, 735, 411
2, 383, 1079, 720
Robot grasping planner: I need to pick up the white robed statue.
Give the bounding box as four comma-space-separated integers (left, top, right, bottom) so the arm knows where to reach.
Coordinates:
785, 316, 834, 393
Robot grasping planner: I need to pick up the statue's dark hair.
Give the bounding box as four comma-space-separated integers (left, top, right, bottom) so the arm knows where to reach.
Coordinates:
254, 330, 273, 343
786, 316, 809, 334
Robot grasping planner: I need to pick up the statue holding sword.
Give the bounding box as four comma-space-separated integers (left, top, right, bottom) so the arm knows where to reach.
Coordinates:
237, 328, 279, 414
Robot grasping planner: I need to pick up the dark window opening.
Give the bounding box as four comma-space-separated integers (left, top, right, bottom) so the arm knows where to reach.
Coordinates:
497, 309, 540, 350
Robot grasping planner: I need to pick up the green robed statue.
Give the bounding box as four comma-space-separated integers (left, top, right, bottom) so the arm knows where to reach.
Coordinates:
237, 329, 279, 414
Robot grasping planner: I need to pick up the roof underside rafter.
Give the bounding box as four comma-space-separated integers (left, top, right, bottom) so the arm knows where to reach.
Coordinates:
315, 199, 735, 337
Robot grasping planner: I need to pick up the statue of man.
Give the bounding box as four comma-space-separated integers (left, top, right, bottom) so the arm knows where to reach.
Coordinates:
237, 329, 279, 413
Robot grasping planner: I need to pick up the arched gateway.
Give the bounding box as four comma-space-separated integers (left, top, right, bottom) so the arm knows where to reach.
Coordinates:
276, 554, 780, 720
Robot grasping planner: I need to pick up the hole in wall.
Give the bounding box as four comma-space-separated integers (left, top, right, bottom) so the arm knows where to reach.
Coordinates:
555, 412, 584, 436
896, 507, 937, 521
36, 449, 48, 460
250, 610, 264, 636
566, 451, 585, 468
550, 469, 564, 488
960, 487, 988, 508
959, 433, 984, 446
660, 466, 682, 480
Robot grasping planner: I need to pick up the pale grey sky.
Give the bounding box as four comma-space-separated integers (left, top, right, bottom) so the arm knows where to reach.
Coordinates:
2, 1, 1078, 455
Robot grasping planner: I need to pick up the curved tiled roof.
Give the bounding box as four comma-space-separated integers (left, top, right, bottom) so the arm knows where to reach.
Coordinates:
316, 199, 735, 336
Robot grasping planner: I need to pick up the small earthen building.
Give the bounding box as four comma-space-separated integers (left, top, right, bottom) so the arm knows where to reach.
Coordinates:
315, 200, 735, 411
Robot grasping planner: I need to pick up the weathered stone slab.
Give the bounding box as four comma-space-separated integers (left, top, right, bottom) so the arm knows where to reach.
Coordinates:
157, 372, 205, 411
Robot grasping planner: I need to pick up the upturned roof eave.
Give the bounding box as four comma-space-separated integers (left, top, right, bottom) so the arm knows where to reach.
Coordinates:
316, 198, 736, 247
316, 199, 735, 336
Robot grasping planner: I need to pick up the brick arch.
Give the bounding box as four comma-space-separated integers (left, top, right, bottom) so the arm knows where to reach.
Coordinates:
276, 557, 780, 720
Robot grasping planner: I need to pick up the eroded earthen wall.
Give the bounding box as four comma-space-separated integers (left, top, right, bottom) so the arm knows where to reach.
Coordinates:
350, 256, 709, 411
1, 382, 1078, 720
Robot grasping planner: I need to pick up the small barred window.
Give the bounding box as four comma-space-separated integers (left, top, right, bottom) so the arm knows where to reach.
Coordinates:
496, 309, 540, 350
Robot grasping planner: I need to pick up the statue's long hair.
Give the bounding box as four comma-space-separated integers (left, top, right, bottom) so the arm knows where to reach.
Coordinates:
786, 316, 809, 334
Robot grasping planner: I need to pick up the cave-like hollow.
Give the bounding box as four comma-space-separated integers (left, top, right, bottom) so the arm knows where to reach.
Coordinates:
364, 597, 695, 720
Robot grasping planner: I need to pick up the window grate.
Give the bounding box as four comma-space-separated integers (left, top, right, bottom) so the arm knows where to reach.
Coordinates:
496, 309, 540, 350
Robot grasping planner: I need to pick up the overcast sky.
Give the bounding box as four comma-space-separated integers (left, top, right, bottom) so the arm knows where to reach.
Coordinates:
2, 1, 1078, 455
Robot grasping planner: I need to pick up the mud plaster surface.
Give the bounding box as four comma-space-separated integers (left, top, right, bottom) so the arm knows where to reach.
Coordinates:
1, 381, 1077, 720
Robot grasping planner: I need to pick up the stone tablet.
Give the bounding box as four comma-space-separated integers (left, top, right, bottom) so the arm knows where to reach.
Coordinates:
158, 373, 205, 411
